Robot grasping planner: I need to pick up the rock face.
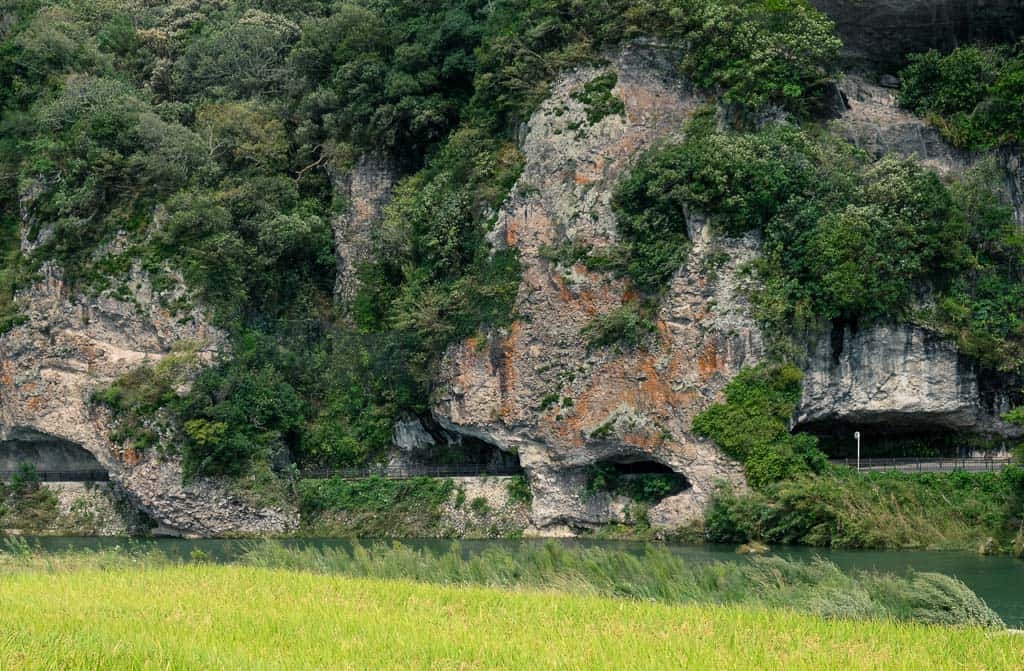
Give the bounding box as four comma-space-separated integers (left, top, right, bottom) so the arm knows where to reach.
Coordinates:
809, 0, 1024, 69
834, 76, 1024, 228
44, 482, 147, 536
0, 263, 298, 535
433, 44, 753, 534
438, 476, 531, 538
802, 78, 1024, 437
331, 154, 397, 305
797, 322, 1021, 435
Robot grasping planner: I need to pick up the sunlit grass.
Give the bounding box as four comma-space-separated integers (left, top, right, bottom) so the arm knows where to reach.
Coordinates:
0, 564, 1021, 670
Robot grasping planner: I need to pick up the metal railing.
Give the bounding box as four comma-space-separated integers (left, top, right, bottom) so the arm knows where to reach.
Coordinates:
300, 463, 525, 480
829, 457, 1014, 473
0, 469, 109, 483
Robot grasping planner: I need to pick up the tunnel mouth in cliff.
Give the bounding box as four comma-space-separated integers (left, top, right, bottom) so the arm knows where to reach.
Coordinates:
0, 428, 108, 480
404, 432, 524, 475
794, 420, 1008, 459
588, 459, 691, 503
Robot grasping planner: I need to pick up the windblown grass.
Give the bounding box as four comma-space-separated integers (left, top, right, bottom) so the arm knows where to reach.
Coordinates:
238, 540, 1004, 627
707, 467, 1024, 552
0, 538, 1005, 628
0, 563, 1021, 670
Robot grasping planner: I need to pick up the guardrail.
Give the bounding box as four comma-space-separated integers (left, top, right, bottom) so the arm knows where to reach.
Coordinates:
0, 469, 110, 483
829, 457, 1014, 473
300, 463, 525, 480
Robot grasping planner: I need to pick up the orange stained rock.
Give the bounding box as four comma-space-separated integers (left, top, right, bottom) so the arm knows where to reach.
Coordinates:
698, 341, 722, 381
549, 267, 621, 318
573, 156, 606, 185
499, 321, 521, 420
506, 210, 520, 247
550, 356, 698, 449
620, 428, 666, 450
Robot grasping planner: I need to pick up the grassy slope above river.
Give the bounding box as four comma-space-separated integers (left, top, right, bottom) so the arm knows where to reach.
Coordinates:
0, 564, 1021, 670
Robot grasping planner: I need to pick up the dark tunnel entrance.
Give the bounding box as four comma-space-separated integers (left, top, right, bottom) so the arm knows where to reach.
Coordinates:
398, 423, 524, 476
794, 420, 1009, 459
0, 428, 108, 481
587, 459, 691, 503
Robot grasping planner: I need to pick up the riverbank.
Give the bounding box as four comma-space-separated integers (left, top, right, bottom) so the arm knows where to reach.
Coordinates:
0, 562, 1020, 670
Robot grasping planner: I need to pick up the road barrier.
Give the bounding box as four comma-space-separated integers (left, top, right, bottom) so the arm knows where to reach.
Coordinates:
829, 457, 1014, 473
300, 463, 525, 480
0, 469, 110, 483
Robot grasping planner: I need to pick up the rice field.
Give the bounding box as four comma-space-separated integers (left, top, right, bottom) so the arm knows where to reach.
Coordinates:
1, 564, 1021, 670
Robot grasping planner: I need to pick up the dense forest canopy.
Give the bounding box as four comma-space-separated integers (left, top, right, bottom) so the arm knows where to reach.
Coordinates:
1, 0, 1022, 488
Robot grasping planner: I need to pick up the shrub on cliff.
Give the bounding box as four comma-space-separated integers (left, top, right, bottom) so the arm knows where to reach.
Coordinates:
692, 364, 827, 488
681, 0, 841, 119
899, 43, 1024, 148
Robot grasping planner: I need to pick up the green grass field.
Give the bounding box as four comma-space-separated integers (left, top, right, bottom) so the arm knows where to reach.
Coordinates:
0, 565, 1021, 670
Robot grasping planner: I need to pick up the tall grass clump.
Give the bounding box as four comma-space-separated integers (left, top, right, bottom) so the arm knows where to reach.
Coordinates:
706, 466, 1024, 552
239, 540, 1003, 628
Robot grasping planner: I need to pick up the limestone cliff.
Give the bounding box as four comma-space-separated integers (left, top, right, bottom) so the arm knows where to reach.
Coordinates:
4, 37, 1023, 539
798, 77, 1024, 437
331, 155, 397, 305
0, 262, 298, 535
798, 322, 1022, 436
432, 45, 1024, 535
433, 44, 754, 534
809, 0, 1024, 70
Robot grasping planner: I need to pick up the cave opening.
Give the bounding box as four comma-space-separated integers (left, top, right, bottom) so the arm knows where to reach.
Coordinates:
0, 428, 108, 481
586, 458, 690, 503
402, 427, 524, 475
795, 421, 1009, 459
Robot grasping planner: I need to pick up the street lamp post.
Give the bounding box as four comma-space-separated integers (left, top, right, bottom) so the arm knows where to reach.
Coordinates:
854, 431, 861, 471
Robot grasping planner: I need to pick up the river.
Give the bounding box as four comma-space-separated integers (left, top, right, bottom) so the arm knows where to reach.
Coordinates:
7, 536, 1023, 627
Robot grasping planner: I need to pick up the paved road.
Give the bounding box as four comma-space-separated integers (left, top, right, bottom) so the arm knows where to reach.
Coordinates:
829, 458, 1013, 474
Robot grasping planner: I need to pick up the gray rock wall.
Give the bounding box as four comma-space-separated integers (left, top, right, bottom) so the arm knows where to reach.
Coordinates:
331, 155, 397, 305
803, 77, 1024, 437
797, 322, 1019, 435
438, 476, 531, 537
810, 0, 1024, 69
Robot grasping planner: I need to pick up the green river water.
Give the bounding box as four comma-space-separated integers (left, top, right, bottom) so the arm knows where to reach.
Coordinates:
7, 536, 1023, 627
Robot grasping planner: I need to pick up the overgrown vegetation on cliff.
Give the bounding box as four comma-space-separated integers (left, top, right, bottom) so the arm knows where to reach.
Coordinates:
613, 114, 1024, 369
898, 42, 1024, 149
0, 0, 845, 479
692, 364, 826, 488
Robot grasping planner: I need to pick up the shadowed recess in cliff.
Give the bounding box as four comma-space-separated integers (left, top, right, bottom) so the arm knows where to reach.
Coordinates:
585, 459, 691, 504
794, 421, 1012, 459
393, 418, 525, 474
0, 428, 106, 479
